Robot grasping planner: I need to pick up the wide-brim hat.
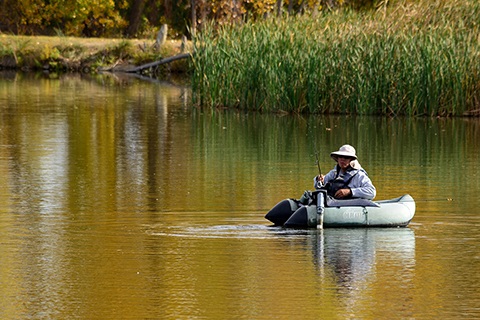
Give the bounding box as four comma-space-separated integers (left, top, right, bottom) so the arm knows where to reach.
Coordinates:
330, 144, 358, 161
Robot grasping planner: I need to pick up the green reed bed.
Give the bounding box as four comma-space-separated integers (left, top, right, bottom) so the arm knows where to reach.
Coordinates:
192, 0, 479, 116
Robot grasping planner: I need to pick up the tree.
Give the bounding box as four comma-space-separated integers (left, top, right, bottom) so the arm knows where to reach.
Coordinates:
126, 0, 146, 37
191, 0, 197, 36
0, 0, 383, 37
0, 0, 127, 37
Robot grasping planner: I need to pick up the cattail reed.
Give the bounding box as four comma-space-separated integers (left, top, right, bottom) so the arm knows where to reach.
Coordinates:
192, 0, 479, 116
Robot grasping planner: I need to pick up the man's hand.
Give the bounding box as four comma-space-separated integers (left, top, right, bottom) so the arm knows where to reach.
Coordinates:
335, 188, 351, 198
317, 175, 325, 183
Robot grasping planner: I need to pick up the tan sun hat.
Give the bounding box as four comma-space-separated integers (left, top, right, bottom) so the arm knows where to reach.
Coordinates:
350, 159, 362, 169
330, 144, 358, 161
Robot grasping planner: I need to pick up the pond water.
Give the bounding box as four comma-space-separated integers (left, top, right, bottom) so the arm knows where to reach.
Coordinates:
0, 72, 479, 319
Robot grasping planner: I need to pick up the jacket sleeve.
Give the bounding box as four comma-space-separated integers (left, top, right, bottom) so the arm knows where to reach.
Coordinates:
313, 170, 335, 189
313, 176, 322, 189
349, 172, 376, 200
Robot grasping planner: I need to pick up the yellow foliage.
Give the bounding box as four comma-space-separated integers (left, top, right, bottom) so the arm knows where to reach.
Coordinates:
40, 45, 61, 61
5, 0, 127, 37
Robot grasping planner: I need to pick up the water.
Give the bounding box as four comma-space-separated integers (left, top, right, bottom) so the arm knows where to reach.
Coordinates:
0, 72, 479, 319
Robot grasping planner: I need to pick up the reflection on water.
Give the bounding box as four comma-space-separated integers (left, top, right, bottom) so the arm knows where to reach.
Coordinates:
320, 228, 415, 285
311, 228, 416, 317
0, 72, 479, 319
146, 221, 418, 319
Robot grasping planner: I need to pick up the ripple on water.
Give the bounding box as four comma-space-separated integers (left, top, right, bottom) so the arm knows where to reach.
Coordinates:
145, 223, 315, 240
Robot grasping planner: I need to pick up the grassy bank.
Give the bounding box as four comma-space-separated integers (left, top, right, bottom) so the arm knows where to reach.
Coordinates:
192, 0, 480, 116
0, 35, 190, 75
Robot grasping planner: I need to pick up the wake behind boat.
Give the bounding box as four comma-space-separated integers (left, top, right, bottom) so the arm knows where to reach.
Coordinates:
265, 193, 415, 228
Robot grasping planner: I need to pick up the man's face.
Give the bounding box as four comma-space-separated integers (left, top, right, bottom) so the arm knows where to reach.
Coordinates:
337, 156, 353, 170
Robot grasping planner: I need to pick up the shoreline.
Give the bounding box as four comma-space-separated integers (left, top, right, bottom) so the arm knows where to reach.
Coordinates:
0, 35, 191, 75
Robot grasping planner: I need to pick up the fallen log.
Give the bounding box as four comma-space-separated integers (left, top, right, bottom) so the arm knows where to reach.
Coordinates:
126, 53, 192, 73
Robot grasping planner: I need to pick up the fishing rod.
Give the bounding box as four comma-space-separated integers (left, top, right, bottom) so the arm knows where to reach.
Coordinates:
315, 150, 322, 177
309, 119, 323, 178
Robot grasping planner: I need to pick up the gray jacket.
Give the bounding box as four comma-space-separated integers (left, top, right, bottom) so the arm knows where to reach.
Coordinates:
313, 165, 376, 200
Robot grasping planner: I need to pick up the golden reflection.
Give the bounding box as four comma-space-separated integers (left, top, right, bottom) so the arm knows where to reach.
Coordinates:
0, 73, 479, 319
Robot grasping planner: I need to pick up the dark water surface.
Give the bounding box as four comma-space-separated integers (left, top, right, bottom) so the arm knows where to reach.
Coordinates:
0, 72, 479, 319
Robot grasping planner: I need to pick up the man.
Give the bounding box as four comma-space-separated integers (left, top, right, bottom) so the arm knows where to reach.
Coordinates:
314, 144, 376, 200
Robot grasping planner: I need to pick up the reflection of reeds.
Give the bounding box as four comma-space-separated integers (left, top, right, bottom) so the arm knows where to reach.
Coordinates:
192, 0, 479, 116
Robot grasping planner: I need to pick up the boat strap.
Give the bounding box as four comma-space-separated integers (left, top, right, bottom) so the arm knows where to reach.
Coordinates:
300, 190, 380, 208
325, 196, 380, 208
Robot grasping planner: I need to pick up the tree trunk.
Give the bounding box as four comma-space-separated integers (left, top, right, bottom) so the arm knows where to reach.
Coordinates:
126, 0, 146, 37
288, 0, 294, 15
276, 0, 283, 17
127, 53, 192, 73
298, 0, 306, 14
164, 0, 172, 21
191, 0, 196, 37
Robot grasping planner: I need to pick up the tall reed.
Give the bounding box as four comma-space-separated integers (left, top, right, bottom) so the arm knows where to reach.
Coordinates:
192, 0, 479, 116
